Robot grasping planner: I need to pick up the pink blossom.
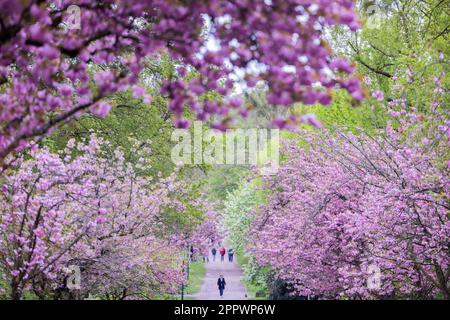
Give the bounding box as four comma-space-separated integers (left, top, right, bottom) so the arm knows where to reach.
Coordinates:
371, 90, 384, 101
89, 101, 112, 118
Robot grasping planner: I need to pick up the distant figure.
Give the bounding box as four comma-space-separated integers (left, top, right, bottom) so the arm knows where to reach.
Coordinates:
228, 248, 234, 262
211, 247, 217, 261
219, 246, 226, 262
190, 245, 195, 261
203, 248, 209, 262
217, 274, 226, 297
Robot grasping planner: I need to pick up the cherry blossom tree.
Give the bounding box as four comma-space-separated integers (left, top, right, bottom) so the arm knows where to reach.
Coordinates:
0, 0, 364, 165
249, 70, 449, 299
0, 135, 218, 299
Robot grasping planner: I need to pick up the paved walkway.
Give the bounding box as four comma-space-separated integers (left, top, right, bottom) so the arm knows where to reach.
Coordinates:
194, 250, 248, 300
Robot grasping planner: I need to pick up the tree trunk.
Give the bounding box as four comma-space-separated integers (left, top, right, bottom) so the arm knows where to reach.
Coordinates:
10, 281, 22, 300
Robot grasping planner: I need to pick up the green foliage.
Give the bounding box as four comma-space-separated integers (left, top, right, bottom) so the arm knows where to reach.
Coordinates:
237, 254, 270, 300
203, 165, 249, 209
42, 89, 175, 178
332, 0, 449, 111
41, 55, 185, 179
295, 90, 387, 132
151, 178, 211, 243
223, 181, 264, 252
222, 180, 269, 297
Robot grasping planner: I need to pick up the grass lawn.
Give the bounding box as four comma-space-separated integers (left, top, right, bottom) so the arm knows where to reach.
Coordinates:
185, 260, 206, 295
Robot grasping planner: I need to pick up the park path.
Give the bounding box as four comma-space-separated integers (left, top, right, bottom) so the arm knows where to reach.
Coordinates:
193, 249, 248, 300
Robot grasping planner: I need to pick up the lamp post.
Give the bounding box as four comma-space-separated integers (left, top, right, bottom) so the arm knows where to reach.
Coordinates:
187, 245, 192, 281
181, 259, 185, 300
180, 245, 191, 300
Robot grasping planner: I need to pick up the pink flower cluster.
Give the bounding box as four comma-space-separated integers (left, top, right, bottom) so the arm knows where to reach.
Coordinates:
0, 135, 219, 299
0, 0, 363, 163
249, 76, 449, 299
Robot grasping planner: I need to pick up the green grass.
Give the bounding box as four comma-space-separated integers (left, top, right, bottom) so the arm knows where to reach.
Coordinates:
185, 261, 206, 295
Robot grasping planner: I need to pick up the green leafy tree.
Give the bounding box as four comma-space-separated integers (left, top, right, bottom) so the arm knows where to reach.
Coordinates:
331, 0, 449, 110
222, 180, 269, 297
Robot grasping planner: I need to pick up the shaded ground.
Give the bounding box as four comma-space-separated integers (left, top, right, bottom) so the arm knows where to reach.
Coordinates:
193, 250, 248, 300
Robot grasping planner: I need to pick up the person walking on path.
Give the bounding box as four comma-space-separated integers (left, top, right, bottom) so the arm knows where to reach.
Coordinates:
211, 248, 217, 261
193, 244, 248, 300
217, 274, 226, 298
190, 245, 195, 262
228, 248, 234, 262
219, 246, 226, 262
203, 248, 209, 262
